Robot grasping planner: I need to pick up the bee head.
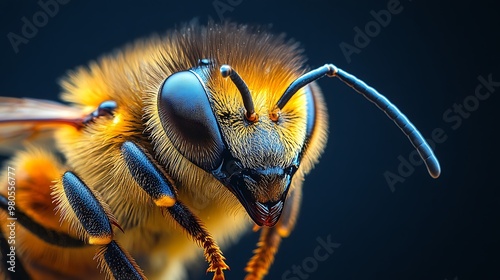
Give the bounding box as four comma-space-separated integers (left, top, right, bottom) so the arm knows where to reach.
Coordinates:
155, 59, 317, 227
139, 22, 330, 227
152, 55, 322, 226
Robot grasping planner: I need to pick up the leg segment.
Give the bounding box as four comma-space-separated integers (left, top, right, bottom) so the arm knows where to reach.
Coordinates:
245, 185, 303, 280
244, 227, 282, 280
95, 240, 146, 280
164, 203, 229, 279
121, 141, 229, 280
57, 171, 116, 245
121, 141, 176, 207
53, 171, 145, 280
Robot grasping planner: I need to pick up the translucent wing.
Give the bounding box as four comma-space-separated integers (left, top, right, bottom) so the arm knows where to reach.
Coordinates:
0, 97, 86, 153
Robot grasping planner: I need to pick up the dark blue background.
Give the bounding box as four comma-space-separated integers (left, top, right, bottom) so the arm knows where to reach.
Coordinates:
1, 0, 498, 279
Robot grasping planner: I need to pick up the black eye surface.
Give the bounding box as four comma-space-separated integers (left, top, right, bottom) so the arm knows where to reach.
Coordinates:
157, 70, 224, 171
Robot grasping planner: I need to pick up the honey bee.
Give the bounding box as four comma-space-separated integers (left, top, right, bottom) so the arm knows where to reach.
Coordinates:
0, 22, 440, 280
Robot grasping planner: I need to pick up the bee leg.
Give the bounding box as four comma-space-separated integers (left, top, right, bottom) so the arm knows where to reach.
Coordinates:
121, 141, 229, 280
245, 186, 303, 280
163, 202, 229, 280
95, 240, 146, 280
53, 171, 146, 279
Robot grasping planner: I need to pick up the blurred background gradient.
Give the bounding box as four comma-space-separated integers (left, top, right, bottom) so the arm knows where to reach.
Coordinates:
1, 0, 498, 279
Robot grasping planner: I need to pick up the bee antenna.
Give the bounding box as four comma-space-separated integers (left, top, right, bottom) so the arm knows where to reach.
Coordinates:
275, 64, 441, 179
220, 65, 258, 122
276, 66, 336, 110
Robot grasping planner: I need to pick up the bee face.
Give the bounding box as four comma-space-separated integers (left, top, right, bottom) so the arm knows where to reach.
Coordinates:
138, 24, 321, 227
156, 60, 310, 226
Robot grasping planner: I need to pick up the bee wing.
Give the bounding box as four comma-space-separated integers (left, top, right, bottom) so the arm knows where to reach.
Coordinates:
0, 97, 86, 153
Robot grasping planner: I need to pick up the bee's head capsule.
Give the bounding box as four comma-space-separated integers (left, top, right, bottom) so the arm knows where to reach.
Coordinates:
220, 65, 258, 123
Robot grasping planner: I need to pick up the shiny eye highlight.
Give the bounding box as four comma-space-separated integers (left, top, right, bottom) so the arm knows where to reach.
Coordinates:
157, 70, 225, 171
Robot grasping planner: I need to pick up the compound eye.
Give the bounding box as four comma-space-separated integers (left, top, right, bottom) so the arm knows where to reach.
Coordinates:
157, 71, 224, 171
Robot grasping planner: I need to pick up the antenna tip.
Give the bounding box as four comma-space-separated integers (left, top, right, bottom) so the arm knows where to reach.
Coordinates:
426, 158, 441, 179
325, 64, 338, 77
220, 65, 232, 78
